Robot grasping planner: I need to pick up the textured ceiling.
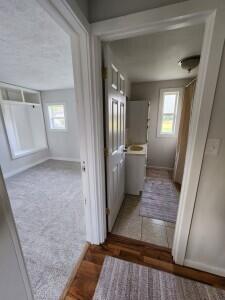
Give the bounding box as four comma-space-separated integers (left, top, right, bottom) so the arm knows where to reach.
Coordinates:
110, 24, 204, 83
0, 0, 73, 91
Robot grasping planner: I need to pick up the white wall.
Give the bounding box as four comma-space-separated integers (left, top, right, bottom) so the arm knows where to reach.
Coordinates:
0, 108, 49, 178
131, 79, 190, 169
185, 45, 225, 276
41, 89, 80, 162
89, 0, 188, 22
0, 168, 33, 299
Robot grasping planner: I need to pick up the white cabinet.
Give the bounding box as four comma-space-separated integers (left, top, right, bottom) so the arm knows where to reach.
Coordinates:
125, 144, 147, 195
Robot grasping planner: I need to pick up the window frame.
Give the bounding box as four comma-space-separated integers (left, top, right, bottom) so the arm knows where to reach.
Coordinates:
157, 88, 183, 138
47, 103, 68, 132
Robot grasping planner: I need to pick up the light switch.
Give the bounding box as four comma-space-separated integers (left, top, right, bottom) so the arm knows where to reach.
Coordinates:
205, 138, 221, 156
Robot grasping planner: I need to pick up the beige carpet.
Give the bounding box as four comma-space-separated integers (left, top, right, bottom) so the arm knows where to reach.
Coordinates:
6, 160, 86, 300
93, 256, 225, 300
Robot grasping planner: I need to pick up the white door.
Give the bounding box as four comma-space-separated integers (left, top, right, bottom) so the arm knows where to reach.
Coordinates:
104, 45, 126, 231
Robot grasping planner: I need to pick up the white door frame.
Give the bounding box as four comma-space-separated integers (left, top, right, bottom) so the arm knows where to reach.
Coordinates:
90, 0, 225, 266
37, 0, 107, 244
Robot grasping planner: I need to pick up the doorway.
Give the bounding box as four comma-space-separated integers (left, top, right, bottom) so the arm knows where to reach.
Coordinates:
103, 24, 203, 249
91, 1, 225, 266
0, 1, 86, 299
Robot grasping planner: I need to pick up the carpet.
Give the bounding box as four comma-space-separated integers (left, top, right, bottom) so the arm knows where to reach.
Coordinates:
6, 160, 86, 300
140, 178, 179, 223
93, 256, 225, 300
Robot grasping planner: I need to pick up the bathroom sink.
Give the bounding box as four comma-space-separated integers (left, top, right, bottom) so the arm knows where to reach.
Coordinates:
129, 145, 144, 151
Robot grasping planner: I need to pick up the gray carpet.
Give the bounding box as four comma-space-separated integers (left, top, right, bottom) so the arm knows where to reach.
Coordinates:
93, 256, 225, 300
140, 178, 179, 223
6, 160, 86, 300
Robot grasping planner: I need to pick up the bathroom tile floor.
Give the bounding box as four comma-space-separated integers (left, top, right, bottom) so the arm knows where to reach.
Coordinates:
112, 168, 179, 248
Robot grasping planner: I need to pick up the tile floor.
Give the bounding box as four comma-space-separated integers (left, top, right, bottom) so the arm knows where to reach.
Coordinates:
112, 168, 179, 248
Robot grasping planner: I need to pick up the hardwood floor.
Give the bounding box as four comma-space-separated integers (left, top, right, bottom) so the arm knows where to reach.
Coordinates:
65, 233, 225, 299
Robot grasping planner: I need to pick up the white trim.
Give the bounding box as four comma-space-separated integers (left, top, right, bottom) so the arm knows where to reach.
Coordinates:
147, 165, 173, 171
90, 0, 225, 267
50, 157, 80, 163
157, 88, 183, 138
0, 100, 41, 106
3, 157, 49, 179
172, 9, 225, 265
184, 259, 225, 277
91, 0, 224, 40
0, 81, 39, 94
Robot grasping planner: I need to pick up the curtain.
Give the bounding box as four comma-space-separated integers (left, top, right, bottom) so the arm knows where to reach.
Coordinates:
173, 80, 196, 184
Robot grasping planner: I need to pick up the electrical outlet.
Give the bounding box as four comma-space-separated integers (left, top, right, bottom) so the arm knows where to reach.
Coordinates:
205, 138, 221, 156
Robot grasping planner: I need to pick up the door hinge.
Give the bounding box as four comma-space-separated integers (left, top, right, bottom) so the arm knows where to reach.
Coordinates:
106, 208, 110, 215
102, 67, 107, 80
104, 147, 109, 157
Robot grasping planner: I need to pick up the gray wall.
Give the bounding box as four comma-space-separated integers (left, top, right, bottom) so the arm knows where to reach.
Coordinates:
65, 0, 89, 31
41, 89, 80, 161
66, 0, 89, 20
0, 109, 49, 178
185, 45, 225, 276
89, 0, 188, 22
131, 79, 190, 169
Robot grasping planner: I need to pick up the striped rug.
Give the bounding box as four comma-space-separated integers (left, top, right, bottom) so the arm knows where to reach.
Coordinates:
139, 177, 179, 223
93, 256, 225, 300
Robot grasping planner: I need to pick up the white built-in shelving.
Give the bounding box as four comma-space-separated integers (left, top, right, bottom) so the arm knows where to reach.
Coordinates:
0, 82, 47, 159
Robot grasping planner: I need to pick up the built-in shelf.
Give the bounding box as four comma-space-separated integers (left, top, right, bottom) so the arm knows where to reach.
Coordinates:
0, 82, 47, 160
0, 82, 41, 104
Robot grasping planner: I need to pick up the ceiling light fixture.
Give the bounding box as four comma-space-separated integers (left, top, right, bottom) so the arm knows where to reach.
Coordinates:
178, 55, 200, 72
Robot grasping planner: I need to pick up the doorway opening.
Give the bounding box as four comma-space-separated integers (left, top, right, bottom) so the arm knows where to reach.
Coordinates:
0, 1, 86, 299
103, 23, 204, 249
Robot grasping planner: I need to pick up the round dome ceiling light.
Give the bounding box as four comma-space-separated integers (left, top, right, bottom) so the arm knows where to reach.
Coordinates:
178, 55, 200, 72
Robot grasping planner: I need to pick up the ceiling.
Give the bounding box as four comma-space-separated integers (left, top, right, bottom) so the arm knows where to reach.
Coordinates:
0, 0, 73, 91
110, 24, 204, 83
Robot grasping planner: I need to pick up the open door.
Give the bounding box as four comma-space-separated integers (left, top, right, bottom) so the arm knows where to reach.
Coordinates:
103, 44, 126, 231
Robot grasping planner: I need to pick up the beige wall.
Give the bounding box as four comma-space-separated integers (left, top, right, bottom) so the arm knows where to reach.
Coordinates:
131, 79, 190, 169
185, 44, 225, 276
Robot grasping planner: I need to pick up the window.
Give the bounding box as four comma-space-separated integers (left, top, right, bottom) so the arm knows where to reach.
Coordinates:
157, 88, 182, 137
47, 104, 67, 130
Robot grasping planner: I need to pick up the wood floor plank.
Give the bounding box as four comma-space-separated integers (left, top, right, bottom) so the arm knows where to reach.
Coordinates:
64, 234, 225, 299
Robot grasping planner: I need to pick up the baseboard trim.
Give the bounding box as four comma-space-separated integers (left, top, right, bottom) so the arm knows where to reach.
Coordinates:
147, 165, 173, 171
184, 258, 225, 277
4, 157, 49, 179
50, 156, 80, 163
4, 156, 81, 178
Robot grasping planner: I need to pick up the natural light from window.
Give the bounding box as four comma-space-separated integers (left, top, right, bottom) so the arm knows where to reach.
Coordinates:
158, 90, 180, 137
48, 104, 66, 130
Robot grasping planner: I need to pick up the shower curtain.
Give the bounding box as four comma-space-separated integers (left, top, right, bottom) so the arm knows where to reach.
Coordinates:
173, 80, 196, 184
